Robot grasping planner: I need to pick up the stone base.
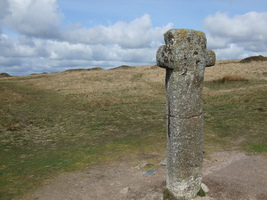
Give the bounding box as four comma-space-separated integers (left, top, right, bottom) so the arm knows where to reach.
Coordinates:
163, 188, 180, 200
163, 187, 205, 200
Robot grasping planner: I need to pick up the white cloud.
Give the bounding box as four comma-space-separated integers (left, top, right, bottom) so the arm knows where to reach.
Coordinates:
204, 12, 267, 59
3, 0, 63, 38
212, 43, 245, 60
0, 9, 172, 75
63, 14, 172, 48
0, 34, 37, 57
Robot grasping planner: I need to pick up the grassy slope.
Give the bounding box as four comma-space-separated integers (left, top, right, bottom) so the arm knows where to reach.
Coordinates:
0, 61, 267, 199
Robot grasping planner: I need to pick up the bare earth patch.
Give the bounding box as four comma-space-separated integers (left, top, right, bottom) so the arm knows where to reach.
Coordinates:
19, 151, 267, 200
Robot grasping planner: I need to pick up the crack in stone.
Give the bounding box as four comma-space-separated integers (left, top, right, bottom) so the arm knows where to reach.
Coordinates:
168, 113, 202, 119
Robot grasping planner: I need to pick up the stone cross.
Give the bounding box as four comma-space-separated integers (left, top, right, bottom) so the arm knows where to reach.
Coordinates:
156, 29, 216, 200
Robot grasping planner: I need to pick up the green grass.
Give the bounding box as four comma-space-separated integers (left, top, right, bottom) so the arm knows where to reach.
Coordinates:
0, 75, 267, 199
203, 79, 267, 153
0, 79, 166, 199
249, 144, 267, 153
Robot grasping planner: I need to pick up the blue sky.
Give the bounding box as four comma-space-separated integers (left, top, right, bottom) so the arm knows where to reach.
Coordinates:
0, 0, 267, 75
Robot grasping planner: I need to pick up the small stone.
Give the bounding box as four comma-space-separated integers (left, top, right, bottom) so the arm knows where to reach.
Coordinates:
142, 169, 156, 177
159, 158, 167, 166
201, 183, 209, 193
120, 187, 129, 194
135, 163, 147, 170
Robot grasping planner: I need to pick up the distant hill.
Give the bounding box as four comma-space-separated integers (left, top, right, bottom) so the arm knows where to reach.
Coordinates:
64, 67, 104, 72
240, 55, 267, 63
0, 73, 12, 78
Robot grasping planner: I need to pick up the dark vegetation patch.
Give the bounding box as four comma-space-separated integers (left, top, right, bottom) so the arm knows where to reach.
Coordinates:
217, 60, 239, 65
110, 65, 133, 70
240, 55, 267, 63
64, 67, 104, 72
0, 73, 12, 78
30, 72, 49, 75
213, 76, 249, 84
149, 65, 159, 69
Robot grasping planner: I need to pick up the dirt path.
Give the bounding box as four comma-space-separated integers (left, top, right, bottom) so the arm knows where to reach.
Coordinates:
18, 151, 267, 200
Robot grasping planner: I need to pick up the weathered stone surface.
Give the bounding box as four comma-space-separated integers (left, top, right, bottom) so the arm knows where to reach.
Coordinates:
156, 29, 215, 200
206, 49, 216, 67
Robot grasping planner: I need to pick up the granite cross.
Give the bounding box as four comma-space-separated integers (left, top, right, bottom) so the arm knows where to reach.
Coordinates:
156, 29, 216, 200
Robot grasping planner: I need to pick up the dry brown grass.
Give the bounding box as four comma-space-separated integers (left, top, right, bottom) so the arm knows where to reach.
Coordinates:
5, 60, 266, 111
204, 59, 267, 81
8, 60, 267, 93
5, 60, 267, 114
8, 65, 166, 107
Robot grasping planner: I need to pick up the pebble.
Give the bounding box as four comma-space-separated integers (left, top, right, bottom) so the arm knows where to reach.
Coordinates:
143, 169, 157, 177
201, 183, 209, 193
120, 187, 129, 194
135, 163, 147, 170
159, 158, 167, 166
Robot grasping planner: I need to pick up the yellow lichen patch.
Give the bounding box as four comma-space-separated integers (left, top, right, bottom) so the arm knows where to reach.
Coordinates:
193, 30, 205, 38
177, 29, 205, 39
178, 29, 188, 38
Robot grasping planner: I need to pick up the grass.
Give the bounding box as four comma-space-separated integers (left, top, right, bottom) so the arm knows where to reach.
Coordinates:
0, 73, 166, 199
0, 66, 267, 199
203, 78, 267, 153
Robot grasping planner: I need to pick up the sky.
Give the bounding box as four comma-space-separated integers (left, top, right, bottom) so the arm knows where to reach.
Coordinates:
0, 0, 267, 75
